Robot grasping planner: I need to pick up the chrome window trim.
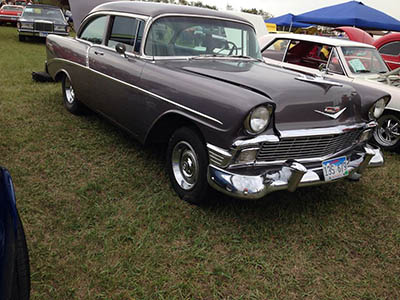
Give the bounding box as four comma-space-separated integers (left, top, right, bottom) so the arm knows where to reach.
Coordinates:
141, 13, 255, 60
384, 60, 400, 65
76, 14, 110, 47
48, 57, 223, 126
326, 47, 347, 76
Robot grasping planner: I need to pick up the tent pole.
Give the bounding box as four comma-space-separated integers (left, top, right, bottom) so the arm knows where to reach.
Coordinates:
289, 21, 293, 32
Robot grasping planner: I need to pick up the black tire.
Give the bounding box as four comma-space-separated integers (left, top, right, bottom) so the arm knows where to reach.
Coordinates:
372, 113, 400, 152
166, 127, 210, 205
11, 213, 31, 300
18, 35, 25, 42
62, 74, 84, 115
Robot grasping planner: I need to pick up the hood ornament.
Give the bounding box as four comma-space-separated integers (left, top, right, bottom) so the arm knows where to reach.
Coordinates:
315, 107, 347, 119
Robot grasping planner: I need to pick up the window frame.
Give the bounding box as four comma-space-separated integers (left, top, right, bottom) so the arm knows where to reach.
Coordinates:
77, 14, 109, 46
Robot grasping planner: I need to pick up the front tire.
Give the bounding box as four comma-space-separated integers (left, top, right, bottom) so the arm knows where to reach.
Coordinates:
167, 127, 210, 205
373, 113, 400, 151
18, 35, 25, 42
62, 75, 84, 115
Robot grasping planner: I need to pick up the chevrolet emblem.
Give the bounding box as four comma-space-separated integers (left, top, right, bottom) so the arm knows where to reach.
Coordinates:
314, 107, 347, 119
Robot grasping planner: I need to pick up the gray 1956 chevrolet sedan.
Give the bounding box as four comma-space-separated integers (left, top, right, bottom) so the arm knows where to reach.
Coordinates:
45, 1, 389, 204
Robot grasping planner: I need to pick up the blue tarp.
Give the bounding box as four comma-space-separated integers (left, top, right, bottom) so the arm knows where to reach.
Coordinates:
293, 1, 400, 32
265, 13, 311, 28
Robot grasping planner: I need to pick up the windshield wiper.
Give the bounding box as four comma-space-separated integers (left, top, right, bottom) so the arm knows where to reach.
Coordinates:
229, 55, 263, 62
190, 54, 226, 60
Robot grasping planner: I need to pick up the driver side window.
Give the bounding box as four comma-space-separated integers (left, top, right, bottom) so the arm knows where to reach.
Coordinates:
80, 16, 108, 45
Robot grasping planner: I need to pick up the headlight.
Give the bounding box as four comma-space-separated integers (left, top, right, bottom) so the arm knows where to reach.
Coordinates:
245, 105, 273, 134
20, 23, 33, 29
369, 97, 390, 120
54, 25, 67, 32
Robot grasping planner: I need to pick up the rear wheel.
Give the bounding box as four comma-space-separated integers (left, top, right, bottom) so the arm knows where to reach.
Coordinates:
62, 75, 84, 115
166, 127, 210, 205
373, 113, 400, 151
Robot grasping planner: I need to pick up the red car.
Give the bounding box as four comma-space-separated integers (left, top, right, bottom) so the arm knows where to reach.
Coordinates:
0, 5, 24, 25
373, 33, 400, 71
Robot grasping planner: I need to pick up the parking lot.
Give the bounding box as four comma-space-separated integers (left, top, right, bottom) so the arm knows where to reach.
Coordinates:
1, 25, 400, 299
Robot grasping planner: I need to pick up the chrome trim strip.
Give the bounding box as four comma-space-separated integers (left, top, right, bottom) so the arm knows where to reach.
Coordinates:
206, 143, 233, 168
49, 57, 223, 125
384, 60, 400, 64
295, 74, 343, 87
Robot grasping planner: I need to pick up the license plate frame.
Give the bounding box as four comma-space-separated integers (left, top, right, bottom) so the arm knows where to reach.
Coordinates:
322, 156, 349, 181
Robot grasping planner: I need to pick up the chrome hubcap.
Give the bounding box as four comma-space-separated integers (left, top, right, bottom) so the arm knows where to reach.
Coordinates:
374, 116, 400, 147
171, 141, 199, 190
64, 78, 75, 104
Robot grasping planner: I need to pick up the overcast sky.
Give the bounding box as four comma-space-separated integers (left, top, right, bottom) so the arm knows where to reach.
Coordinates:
199, 0, 400, 20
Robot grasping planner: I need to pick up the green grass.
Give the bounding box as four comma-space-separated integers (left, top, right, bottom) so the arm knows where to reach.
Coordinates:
1, 26, 400, 299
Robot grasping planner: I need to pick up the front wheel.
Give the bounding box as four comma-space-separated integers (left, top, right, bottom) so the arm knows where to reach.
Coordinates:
373, 113, 400, 151
166, 127, 210, 205
18, 35, 25, 42
62, 75, 84, 115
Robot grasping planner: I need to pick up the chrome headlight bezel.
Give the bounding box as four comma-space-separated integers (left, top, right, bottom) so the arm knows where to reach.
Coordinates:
244, 105, 273, 135
54, 25, 67, 32
20, 22, 33, 29
369, 96, 390, 120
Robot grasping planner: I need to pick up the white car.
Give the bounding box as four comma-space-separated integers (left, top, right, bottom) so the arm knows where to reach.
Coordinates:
259, 33, 400, 151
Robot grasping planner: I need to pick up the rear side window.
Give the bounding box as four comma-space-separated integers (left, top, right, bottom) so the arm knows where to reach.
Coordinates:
379, 41, 400, 56
80, 16, 108, 45
107, 16, 138, 51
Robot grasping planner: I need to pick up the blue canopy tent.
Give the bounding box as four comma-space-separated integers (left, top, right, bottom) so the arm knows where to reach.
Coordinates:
265, 13, 312, 30
293, 1, 400, 32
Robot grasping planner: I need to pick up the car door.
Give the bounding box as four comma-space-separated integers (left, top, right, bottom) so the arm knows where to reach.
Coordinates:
377, 41, 400, 71
88, 15, 147, 138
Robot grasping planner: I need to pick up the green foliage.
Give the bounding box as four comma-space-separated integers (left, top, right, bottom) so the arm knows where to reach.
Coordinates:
0, 26, 399, 300
241, 8, 273, 19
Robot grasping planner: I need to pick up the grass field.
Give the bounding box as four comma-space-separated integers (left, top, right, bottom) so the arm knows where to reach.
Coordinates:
0, 25, 399, 299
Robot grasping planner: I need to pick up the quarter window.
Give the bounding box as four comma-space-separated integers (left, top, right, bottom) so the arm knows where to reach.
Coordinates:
262, 39, 289, 61
107, 16, 138, 52
379, 41, 400, 56
80, 16, 108, 45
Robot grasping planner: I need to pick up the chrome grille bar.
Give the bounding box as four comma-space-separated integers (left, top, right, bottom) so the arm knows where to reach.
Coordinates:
257, 130, 361, 162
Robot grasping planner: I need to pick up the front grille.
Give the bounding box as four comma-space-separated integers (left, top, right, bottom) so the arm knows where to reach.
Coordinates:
34, 22, 53, 32
257, 130, 361, 162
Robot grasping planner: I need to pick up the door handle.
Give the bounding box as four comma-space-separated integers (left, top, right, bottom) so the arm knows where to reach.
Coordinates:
94, 50, 104, 56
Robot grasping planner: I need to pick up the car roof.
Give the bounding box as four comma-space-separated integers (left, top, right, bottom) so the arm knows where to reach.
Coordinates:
261, 33, 376, 49
90, 1, 251, 25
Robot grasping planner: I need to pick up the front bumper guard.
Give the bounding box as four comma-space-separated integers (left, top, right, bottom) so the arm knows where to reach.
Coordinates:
207, 145, 383, 200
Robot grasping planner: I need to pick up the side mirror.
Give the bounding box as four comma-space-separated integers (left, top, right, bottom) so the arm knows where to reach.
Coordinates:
115, 43, 127, 57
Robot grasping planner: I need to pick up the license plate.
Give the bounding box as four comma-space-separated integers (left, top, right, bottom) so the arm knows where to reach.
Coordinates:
322, 156, 349, 181
39, 32, 48, 37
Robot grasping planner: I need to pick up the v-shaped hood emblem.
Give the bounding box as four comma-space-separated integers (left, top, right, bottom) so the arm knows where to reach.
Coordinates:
314, 107, 347, 119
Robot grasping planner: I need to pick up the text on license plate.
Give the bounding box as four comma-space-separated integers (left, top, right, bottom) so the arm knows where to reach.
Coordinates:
322, 156, 349, 181
39, 32, 48, 37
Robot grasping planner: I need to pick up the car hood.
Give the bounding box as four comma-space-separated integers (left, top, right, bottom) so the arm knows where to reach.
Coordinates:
174, 59, 375, 131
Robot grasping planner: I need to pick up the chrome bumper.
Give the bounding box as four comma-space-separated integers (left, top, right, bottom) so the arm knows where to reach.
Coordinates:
207, 145, 383, 200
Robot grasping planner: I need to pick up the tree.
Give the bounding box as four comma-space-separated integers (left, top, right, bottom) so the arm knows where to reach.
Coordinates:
241, 8, 273, 20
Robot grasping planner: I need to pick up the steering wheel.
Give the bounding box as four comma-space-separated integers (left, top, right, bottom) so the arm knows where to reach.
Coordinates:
216, 41, 238, 56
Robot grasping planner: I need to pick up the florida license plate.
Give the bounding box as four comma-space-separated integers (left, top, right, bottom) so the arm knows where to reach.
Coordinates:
322, 156, 349, 181
39, 32, 48, 37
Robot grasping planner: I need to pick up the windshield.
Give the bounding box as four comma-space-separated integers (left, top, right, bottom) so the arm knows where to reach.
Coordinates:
22, 7, 64, 21
2, 6, 23, 11
145, 16, 261, 59
341, 46, 389, 74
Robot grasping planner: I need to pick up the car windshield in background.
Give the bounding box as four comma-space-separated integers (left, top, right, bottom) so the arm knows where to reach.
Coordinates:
2, 6, 23, 11
145, 16, 261, 59
341, 47, 389, 74
22, 7, 64, 21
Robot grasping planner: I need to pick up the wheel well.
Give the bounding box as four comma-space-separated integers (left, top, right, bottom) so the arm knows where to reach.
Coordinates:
384, 109, 400, 117
54, 71, 67, 82
145, 113, 204, 145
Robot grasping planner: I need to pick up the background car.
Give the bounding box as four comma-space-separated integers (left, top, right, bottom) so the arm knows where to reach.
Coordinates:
374, 33, 400, 71
17, 4, 69, 41
0, 5, 24, 26
0, 167, 30, 300
260, 33, 400, 151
